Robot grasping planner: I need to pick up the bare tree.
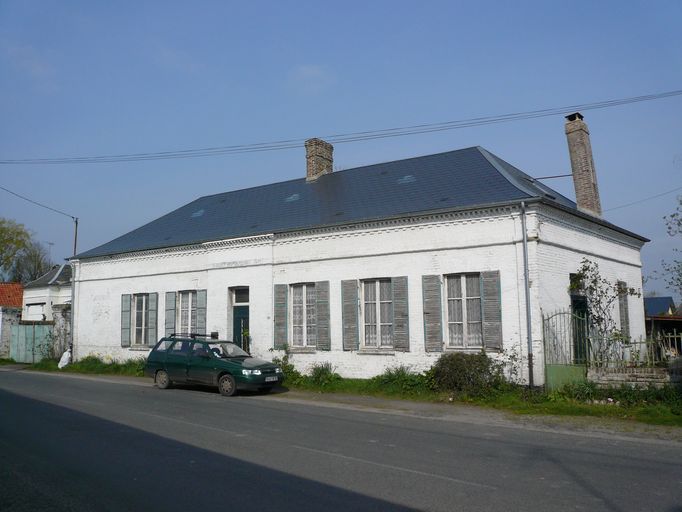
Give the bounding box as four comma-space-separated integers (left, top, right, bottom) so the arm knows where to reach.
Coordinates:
661, 196, 681, 299
8, 240, 54, 284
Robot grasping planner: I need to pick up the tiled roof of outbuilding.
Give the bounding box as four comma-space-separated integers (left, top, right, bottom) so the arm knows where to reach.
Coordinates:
0, 283, 23, 308
644, 296, 677, 317
24, 264, 72, 289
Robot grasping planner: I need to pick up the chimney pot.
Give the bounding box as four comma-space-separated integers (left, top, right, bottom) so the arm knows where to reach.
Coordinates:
565, 112, 602, 217
305, 138, 333, 182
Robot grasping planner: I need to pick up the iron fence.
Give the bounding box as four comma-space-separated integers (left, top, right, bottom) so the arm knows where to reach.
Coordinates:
543, 309, 680, 369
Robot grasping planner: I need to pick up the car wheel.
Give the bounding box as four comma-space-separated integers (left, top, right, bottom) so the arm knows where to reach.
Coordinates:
218, 374, 236, 397
155, 370, 171, 389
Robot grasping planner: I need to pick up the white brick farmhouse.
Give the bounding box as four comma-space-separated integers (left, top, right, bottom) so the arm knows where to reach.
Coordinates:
70, 114, 646, 385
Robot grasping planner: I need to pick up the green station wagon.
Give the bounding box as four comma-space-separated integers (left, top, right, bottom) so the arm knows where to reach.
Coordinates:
144, 334, 284, 396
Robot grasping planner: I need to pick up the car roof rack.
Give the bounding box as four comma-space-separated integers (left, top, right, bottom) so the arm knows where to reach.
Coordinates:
168, 332, 220, 340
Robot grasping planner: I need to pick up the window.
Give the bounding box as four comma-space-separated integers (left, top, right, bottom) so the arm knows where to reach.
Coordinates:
233, 287, 249, 304
132, 293, 149, 345
169, 340, 190, 354
177, 291, 197, 334
362, 279, 393, 348
291, 283, 316, 347
446, 274, 482, 348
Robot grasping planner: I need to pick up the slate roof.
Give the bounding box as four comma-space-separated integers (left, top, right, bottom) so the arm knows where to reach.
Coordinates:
24, 264, 72, 289
0, 283, 23, 308
644, 297, 677, 317
74, 146, 642, 260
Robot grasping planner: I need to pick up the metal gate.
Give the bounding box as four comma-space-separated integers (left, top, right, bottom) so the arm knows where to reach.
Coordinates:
542, 309, 589, 390
10, 324, 53, 363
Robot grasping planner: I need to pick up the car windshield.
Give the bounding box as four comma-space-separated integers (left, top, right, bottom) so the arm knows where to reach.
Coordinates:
207, 342, 250, 358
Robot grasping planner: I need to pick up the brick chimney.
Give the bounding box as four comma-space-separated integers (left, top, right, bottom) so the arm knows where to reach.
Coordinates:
565, 112, 602, 217
305, 138, 333, 182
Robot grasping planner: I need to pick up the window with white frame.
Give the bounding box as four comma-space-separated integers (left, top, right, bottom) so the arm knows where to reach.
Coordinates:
131, 293, 150, 345
291, 283, 316, 347
362, 279, 393, 348
446, 274, 483, 348
177, 290, 197, 334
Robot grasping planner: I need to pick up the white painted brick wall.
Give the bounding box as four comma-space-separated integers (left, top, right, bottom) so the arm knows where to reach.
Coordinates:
72, 204, 646, 385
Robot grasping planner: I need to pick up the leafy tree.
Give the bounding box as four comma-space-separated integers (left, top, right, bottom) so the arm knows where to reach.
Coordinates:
660, 196, 681, 299
0, 218, 31, 277
8, 240, 54, 284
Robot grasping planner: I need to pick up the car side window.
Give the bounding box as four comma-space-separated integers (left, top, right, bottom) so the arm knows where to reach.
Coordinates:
169, 341, 190, 355
191, 342, 209, 357
154, 340, 172, 352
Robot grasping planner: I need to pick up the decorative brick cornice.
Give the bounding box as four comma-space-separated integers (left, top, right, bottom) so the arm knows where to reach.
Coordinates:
534, 204, 644, 250
76, 234, 274, 267
273, 205, 517, 245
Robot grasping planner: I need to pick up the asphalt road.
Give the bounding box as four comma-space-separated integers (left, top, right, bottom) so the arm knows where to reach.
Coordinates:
1, 369, 681, 512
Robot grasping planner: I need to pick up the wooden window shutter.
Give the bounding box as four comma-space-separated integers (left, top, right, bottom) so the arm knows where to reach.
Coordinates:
342, 279, 359, 351
121, 294, 131, 347
146, 293, 158, 346
392, 276, 409, 352
315, 281, 331, 351
481, 271, 502, 351
273, 284, 288, 350
196, 289, 207, 333
617, 281, 630, 339
165, 292, 176, 336
422, 275, 443, 352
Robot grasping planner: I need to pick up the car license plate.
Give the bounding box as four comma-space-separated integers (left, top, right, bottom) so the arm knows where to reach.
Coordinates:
265, 376, 278, 382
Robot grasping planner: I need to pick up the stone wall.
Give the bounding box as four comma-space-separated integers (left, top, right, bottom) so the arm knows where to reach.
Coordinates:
587, 366, 680, 388
0, 307, 21, 358
51, 303, 71, 358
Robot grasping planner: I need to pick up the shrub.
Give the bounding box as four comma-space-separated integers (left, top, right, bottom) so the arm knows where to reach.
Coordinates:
308, 362, 341, 387
370, 364, 430, 395
270, 353, 305, 386
430, 351, 506, 397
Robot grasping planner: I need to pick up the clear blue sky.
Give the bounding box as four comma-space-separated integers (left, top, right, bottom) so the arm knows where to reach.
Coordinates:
1, 1, 680, 300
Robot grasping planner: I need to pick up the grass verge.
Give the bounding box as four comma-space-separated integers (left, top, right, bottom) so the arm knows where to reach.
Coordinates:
0, 358, 17, 365
29, 356, 145, 377
26, 355, 682, 427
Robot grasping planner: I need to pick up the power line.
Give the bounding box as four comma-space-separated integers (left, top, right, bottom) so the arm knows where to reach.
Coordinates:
0, 184, 80, 256
604, 185, 682, 212
0, 185, 76, 220
1, 89, 681, 165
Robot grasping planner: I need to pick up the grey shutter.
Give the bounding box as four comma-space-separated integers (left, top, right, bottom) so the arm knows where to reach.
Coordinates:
146, 293, 158, 346
481, 271, 502, 351
165, 292, 176, 336
392, 276, 409, 352
315, 281, 330, 351
422, 275, 443, 352
196, 289, 207, 334
273, 284, 288, 350
121, 294, 131, 347
617, 281, 630, 339
342, 279, 359, 351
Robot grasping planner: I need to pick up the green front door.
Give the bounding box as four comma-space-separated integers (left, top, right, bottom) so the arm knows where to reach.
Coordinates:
233, 306, 249, 351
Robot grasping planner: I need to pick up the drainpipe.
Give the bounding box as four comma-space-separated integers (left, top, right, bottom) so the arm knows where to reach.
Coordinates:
69, 261, 75, 363
520, 202, 534, 388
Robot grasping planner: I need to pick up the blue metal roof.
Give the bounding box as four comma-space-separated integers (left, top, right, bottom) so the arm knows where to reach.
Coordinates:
76, 146, 577, 259
644, 297, 677, 317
